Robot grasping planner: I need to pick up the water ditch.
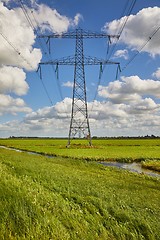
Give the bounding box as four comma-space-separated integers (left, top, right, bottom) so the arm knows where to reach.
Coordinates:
1, 145, 160, 178
100, 161, 160, 178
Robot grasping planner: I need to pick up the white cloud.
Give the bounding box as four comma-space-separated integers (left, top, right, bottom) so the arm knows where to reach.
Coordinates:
25, 97, 71, 121
98, 76, 160, 103
31, 4, 81, 33
114, 49, 128, 59
0, 2, 42, 70
0, 97, 159, 137
1, 0, 10, 3
0, 94, 32, 116
0, 66, 30, 116
104, 7, 160, 56
54, 98, 72, 115
11, 98, 72, 136
96, 75, 160, 131
0, 2, 81, 117
123, 98, 159, 115
88, 101, 127, 119
152, 67, 160, 79
0, 2, 81, 70
0, 66, 29, 95
30, 0, 38, 6
62, 81, 73, 88
73, 13, 83, 26
0, 3, 159, 137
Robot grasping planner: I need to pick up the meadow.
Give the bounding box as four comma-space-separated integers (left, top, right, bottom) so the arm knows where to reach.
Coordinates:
0, 146, 160, 240
0, 138, 160, 171
0, 138, 160, 239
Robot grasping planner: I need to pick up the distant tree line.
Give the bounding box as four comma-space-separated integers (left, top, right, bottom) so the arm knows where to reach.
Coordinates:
92, 134, 160, 139
6, 134, 160, 139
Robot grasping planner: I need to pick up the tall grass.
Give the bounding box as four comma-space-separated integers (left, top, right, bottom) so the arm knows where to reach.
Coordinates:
0, 138, 160, 161
0, 148, 160, 239
142, 160, 160, 172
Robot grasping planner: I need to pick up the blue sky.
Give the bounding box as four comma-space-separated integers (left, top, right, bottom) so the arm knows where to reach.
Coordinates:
0, 0, 160, 138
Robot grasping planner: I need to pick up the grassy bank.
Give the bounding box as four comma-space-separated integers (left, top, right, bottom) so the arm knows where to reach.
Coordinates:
0, 148, 160, 239
142, 160, 160, 172
0, 138, 160, 172
0, 138, 160, 161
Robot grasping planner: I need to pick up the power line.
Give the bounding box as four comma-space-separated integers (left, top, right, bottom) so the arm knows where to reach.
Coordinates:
19, 0, 65, 102
20, 2, 71, 125
19, 0, 52, 57
19, 0, 35, 29
0, 30, 33, 70
29, 7, 68, 119
28, 5, 70, 120
120, 24, 160, 74
19, 1, 51, 56
38, 28, 120, 144
0, 22, 53, 106
90, 0, 136, 106
118, 0, 137, 36
89, 0, 137, 121
103, 0, 137, 66
17, 0, 55, 105
104, 0, 137, 64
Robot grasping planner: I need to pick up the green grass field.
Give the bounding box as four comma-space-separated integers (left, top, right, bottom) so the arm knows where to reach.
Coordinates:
0, 138, 160, 171
0, 146, 160, 240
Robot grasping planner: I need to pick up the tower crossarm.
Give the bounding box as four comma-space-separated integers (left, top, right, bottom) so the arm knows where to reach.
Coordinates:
39, 55, 75, 66
37, 28, 121, 146
38, 28, 119, 40
39, 55, 120, 66
84, 56, 120, 66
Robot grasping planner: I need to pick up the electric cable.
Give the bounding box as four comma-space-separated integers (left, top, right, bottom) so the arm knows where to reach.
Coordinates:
0, 22, 53, 106
89, 1, 136, 107
119, 24, 160, 75
0, 31, 33, 70
89, 0, 137, 121
22, 1, 65, 102
19, 1, 51, 57
30, 10, 67, 98
91, 12, 160, 135
29, 5, 69, 119
103, 0, 137, 68
17, 0, 69, 107
17, 0, 54, 105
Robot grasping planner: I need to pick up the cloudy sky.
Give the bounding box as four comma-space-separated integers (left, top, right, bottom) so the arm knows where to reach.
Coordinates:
0, 0, 160, 138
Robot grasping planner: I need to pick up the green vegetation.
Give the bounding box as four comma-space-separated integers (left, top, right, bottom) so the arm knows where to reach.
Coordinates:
0, 147, 160, 239
142, 160, 160, 172
0, 138, 160, 171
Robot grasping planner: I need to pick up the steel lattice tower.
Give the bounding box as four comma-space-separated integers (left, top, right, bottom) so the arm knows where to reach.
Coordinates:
68, 29, 91, 145
38, 28, 120, 146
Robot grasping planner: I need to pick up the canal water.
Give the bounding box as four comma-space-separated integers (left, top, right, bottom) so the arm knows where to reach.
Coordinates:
100, 161, 160, 178
1, 145, 160, 178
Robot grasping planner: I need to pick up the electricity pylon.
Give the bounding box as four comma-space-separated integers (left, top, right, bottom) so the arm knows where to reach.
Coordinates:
39, 28, 120, 146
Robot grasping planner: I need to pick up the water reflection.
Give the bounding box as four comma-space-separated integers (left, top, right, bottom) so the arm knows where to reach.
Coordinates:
1, 146, 159, 178
100, 161, 160, 178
